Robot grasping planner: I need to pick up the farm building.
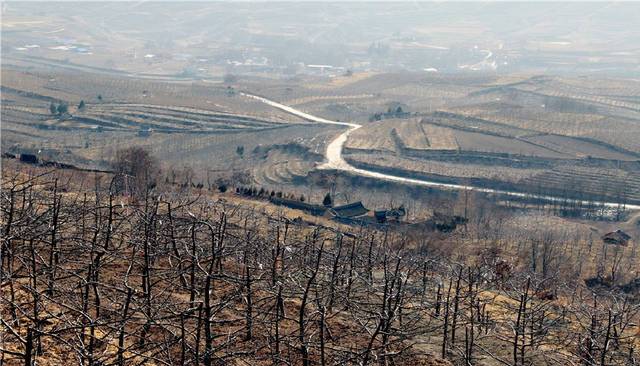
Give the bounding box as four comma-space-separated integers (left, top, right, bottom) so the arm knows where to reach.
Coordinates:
330, 201, 369, 218
269, 197, 327, 216
19, 153, 38, 164
374, 206, 407, 223
602, 230, 631, 246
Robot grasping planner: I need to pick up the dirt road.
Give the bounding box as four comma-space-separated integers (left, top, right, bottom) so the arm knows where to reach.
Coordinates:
241, 92, 640, 211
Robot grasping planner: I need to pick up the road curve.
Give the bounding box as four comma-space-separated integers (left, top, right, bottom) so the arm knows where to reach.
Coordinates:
241, 92, 640, 211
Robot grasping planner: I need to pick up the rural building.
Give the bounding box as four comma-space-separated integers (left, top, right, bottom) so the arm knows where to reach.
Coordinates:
374, 206, 407, 223
269, 197, 328, 216
19, 153, 38, 164
306, 64, 333, 74
602, 230, 631, 246
330, 201, 369, 218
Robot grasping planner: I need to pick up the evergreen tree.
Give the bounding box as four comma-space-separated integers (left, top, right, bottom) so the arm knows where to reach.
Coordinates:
57, 103, 68, 115
236, 145, 245, 158
322, 192, 333, 207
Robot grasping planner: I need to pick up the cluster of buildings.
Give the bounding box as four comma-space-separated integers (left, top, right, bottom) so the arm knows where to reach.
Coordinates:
268, 195, 468, 232
269, 197, 406, 226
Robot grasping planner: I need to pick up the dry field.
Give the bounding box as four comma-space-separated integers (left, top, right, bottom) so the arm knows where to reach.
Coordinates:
346, 152, 545, 183
1, 161, 639, 366
1, 67, 342, 185
3, 64, 640, 205
323, 73, 640, 204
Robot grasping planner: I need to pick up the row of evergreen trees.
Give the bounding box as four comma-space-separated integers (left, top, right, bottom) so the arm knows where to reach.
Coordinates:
235, 186, 307, 202
233, 186, 336, 207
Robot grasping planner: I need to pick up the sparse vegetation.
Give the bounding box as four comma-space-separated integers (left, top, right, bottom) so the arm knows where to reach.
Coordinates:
1, 161, 639, 365
2, 3, 640, 365
56, 103, 68, 115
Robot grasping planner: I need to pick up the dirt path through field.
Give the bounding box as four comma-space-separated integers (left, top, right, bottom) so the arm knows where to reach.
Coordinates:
241, 92, 640, 211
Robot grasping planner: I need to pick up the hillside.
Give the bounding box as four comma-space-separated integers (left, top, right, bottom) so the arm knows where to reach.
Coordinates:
1, 160, 639, 365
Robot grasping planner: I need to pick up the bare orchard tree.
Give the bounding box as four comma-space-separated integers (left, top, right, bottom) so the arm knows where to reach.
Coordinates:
112, 146, 160, 197
2, 162, 639, 366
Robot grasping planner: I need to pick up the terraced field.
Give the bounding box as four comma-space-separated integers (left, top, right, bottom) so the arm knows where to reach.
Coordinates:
1, 67, 339, 186
391, 119, 430, 149
346, 152, 545, 183
3, 101, 297, 134
330, 73, 640, 204
0, 66, 301, 122
4, 65, 640, 205
420, 123, 459, 150
252, 150, 316, 186
522, 166, 640, 202
344, 119, 397, 152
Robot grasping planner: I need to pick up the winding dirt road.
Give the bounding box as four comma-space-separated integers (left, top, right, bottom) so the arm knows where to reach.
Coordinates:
241, 92, 640, 211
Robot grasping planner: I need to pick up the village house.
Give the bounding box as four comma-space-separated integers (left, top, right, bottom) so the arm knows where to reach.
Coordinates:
330, 201, 369, 219
602, 230, 632, 246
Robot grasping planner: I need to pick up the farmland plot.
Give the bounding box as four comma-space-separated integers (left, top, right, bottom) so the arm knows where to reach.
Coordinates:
459, 109, 640, 154
1, 67, 301, 122
523, 165, 640, 202
344, 120, 398, 152
521, 134, 637, 161
392, 119, 430, 149
345, 152, 544, 183
1, 68, 338, 185
252, 150, 317, 186
419, 123, 459, 150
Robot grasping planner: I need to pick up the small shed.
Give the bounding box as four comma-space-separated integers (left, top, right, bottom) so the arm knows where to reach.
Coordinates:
602, 230, 631, 246
374, 206, 407, 223
330, 202, 369, 218
19, 153, 38, 164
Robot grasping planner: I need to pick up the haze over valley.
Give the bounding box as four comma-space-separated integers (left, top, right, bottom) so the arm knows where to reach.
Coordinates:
2, 2, 640, 366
